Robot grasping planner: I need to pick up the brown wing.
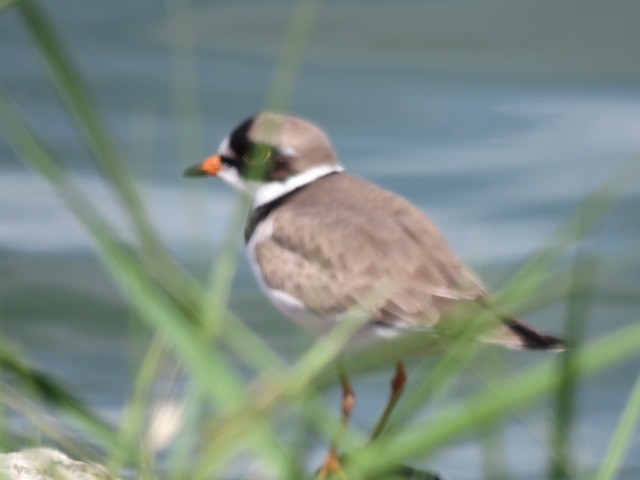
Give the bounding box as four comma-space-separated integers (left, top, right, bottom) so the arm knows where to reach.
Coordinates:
253, 173, 487, 328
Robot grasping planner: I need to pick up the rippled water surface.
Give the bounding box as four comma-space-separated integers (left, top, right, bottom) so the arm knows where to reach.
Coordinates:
1, 1, 639, 478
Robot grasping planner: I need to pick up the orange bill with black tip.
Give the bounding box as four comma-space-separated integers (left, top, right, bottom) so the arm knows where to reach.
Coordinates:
183, 154, 222, 177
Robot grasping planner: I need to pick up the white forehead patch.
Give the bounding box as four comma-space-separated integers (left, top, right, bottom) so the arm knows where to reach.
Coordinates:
217, 135, 234, 159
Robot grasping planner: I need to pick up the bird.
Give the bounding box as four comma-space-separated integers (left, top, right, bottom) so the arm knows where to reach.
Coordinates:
184, 112, 565, 477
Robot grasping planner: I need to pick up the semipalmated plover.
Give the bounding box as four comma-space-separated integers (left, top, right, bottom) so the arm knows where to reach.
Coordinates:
184, 112, 565, 476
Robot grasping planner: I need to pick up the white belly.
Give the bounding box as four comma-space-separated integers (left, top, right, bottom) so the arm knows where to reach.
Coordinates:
245, 218, 335, 335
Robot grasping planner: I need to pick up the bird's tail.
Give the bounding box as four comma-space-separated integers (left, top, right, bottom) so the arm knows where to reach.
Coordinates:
485, 316, 566, 351
505, 317, 566, 351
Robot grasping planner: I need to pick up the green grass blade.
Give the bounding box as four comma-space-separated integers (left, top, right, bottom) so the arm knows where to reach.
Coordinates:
108, 335, 167, 477
0, 92, 244, 409
198, 0, 322, 339
346, 154, 640, 438
348, 320, 640, 477
15, 0, 204, 313
550, 248, 598, 479
595, 369, 640, 480
12, 0, 291, 381
5, 3, 637, 479
194, 313, 369, 477
0, 84, 282, 385
15, 0, 155, 238
265, 0, 322, 111
478, 356, 510, 480
1, 90, 292, 474
0, 337, 126, 456
496, 153, 640, 314
0, 0, 17, 13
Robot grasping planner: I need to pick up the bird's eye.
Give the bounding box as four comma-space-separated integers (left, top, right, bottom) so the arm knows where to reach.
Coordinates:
244, 145, 272, 165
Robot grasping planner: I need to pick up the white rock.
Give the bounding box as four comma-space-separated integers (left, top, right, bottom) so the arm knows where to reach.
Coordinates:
0, 448, 117, 480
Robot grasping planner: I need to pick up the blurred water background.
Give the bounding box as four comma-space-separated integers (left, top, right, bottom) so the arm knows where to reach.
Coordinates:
1, 1, 639, 478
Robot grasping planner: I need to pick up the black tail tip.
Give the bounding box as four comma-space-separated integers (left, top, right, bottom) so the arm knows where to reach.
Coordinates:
506, 318, 567, 351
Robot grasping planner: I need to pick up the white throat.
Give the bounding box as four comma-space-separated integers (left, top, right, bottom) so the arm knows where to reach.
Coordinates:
252, 164, 344, 207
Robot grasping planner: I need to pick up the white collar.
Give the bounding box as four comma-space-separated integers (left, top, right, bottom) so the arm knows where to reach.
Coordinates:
252, 164, 344, 207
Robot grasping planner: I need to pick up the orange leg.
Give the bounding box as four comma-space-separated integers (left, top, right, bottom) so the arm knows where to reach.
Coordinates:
317, 364, 355, 479
370, 361, 407, 441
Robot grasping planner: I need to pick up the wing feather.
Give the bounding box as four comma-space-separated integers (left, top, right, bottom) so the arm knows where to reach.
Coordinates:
253, 173, 486, 328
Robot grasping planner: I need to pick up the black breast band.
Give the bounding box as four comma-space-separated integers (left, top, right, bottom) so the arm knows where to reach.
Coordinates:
244, 171, 339, 242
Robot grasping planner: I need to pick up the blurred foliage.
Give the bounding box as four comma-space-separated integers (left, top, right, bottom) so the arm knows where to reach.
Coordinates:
1, 1, 639, 479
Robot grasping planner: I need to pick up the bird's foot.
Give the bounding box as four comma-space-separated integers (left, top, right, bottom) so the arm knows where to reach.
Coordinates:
315, 450, 346, 479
